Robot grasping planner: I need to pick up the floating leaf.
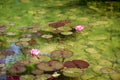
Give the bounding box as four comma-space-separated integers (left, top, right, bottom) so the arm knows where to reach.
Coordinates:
100, 67, 116, 74
20, 75, 34, 80
32, 69, 43, 75
20, 38, 31, 42
36, 74, 51, 80
64, 61, 76, 68
49, 20, 71, 28
21, 34, 32, 38
28, 39, 37, 45
7, 38, 19, 43
49, 60, 63, 70
51, 49, 73, 58
6, 32, 17, 36
37, 62, 54, 71
58, 27, 72, 31
61, 31, 73, 35
51, 50, 62, 58
3, 50, 14, 56
72, 60, 90, 69
33, 32, 42, 37
39, 55, 51, 62
63, 68, 83, 77
8, 63, 26, 74
16, 41, 29, 47
41, 34, 53, 39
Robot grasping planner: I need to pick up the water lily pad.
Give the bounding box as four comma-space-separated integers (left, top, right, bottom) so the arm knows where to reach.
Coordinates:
49, 60, 63, 70
61, 31, 73, 35
16, 41, 29, 47
85, 48, 98, 54
110, 73, 120, 80
58, 27, 72, 31
19, 60, 30, 65
33, 32, 42, 37
100, 67, 116, 74
20, 38, 31, 42
21, 34, 32, 38
28, 39, 37, 45
51, 49, 73, 58
73, 60, 89, 69
50, 50, 62, 58
3, 50, 14, 56
8, 63, 26, 73
49, 20, 71, 28
6, 32, 17, 36
39, 55, 51, 62
32, 69, 44, 75
64, 61, 76, 68
7, 38, 19, 43
41, 34, 53, 39
36, 74, 51, 80
63, 68, 83, 77
20, 75, 34, 80
37, 62, 54, 71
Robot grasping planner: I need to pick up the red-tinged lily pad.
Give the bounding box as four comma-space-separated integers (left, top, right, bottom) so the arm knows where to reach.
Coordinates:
0, 33, 6, 36
72, 60, 90, 69
28, 39, 37, 45
0, 26, 6, 32
7, 76, 20, 80
49, 20, 71, 28
3, 50, 14, 56
64, 60, 90, 69
64, 61, 76, 68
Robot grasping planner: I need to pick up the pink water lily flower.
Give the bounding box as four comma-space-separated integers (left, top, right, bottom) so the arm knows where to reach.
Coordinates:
30, 49, 40, 56
75, 25, 84, 32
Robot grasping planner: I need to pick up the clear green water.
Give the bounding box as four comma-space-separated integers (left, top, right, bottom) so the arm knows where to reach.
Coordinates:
0, 0, 120, 80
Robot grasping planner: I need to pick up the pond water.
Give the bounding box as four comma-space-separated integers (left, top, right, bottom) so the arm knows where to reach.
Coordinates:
0, 0, 120, 80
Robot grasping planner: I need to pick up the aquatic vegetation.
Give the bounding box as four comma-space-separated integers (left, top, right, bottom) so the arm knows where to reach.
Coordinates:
75, 25, 84, 33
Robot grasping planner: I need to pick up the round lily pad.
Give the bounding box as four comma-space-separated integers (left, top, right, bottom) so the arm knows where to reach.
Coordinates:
62, 49, 73, 58
6, 32, 17, 36
37, 62, 54, 71
33, 32, 42, 37
41, 34, 53, 39
19, 60, 30, 65
8, 63, 26, 73
21, 34, 32, 38
72, 60, 90, 69
61, 31, 73, 35
39, 55, 51, 62
49, 60, 63, 70
7, 38, 19, 43
19, 38, 31, 42
36, 74, 51, 80
20, 75, 34, 80
100, 67, 116, 74
58, 27, 72, 31
63, 68, 83, 78
3, 50, 14, 56
28, 39, 37, 45
32, 69, 44, 75
50, 50, 62, 58
16, 41, 29, 47
51, 49, 73, 58
64, 61, 76, 68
